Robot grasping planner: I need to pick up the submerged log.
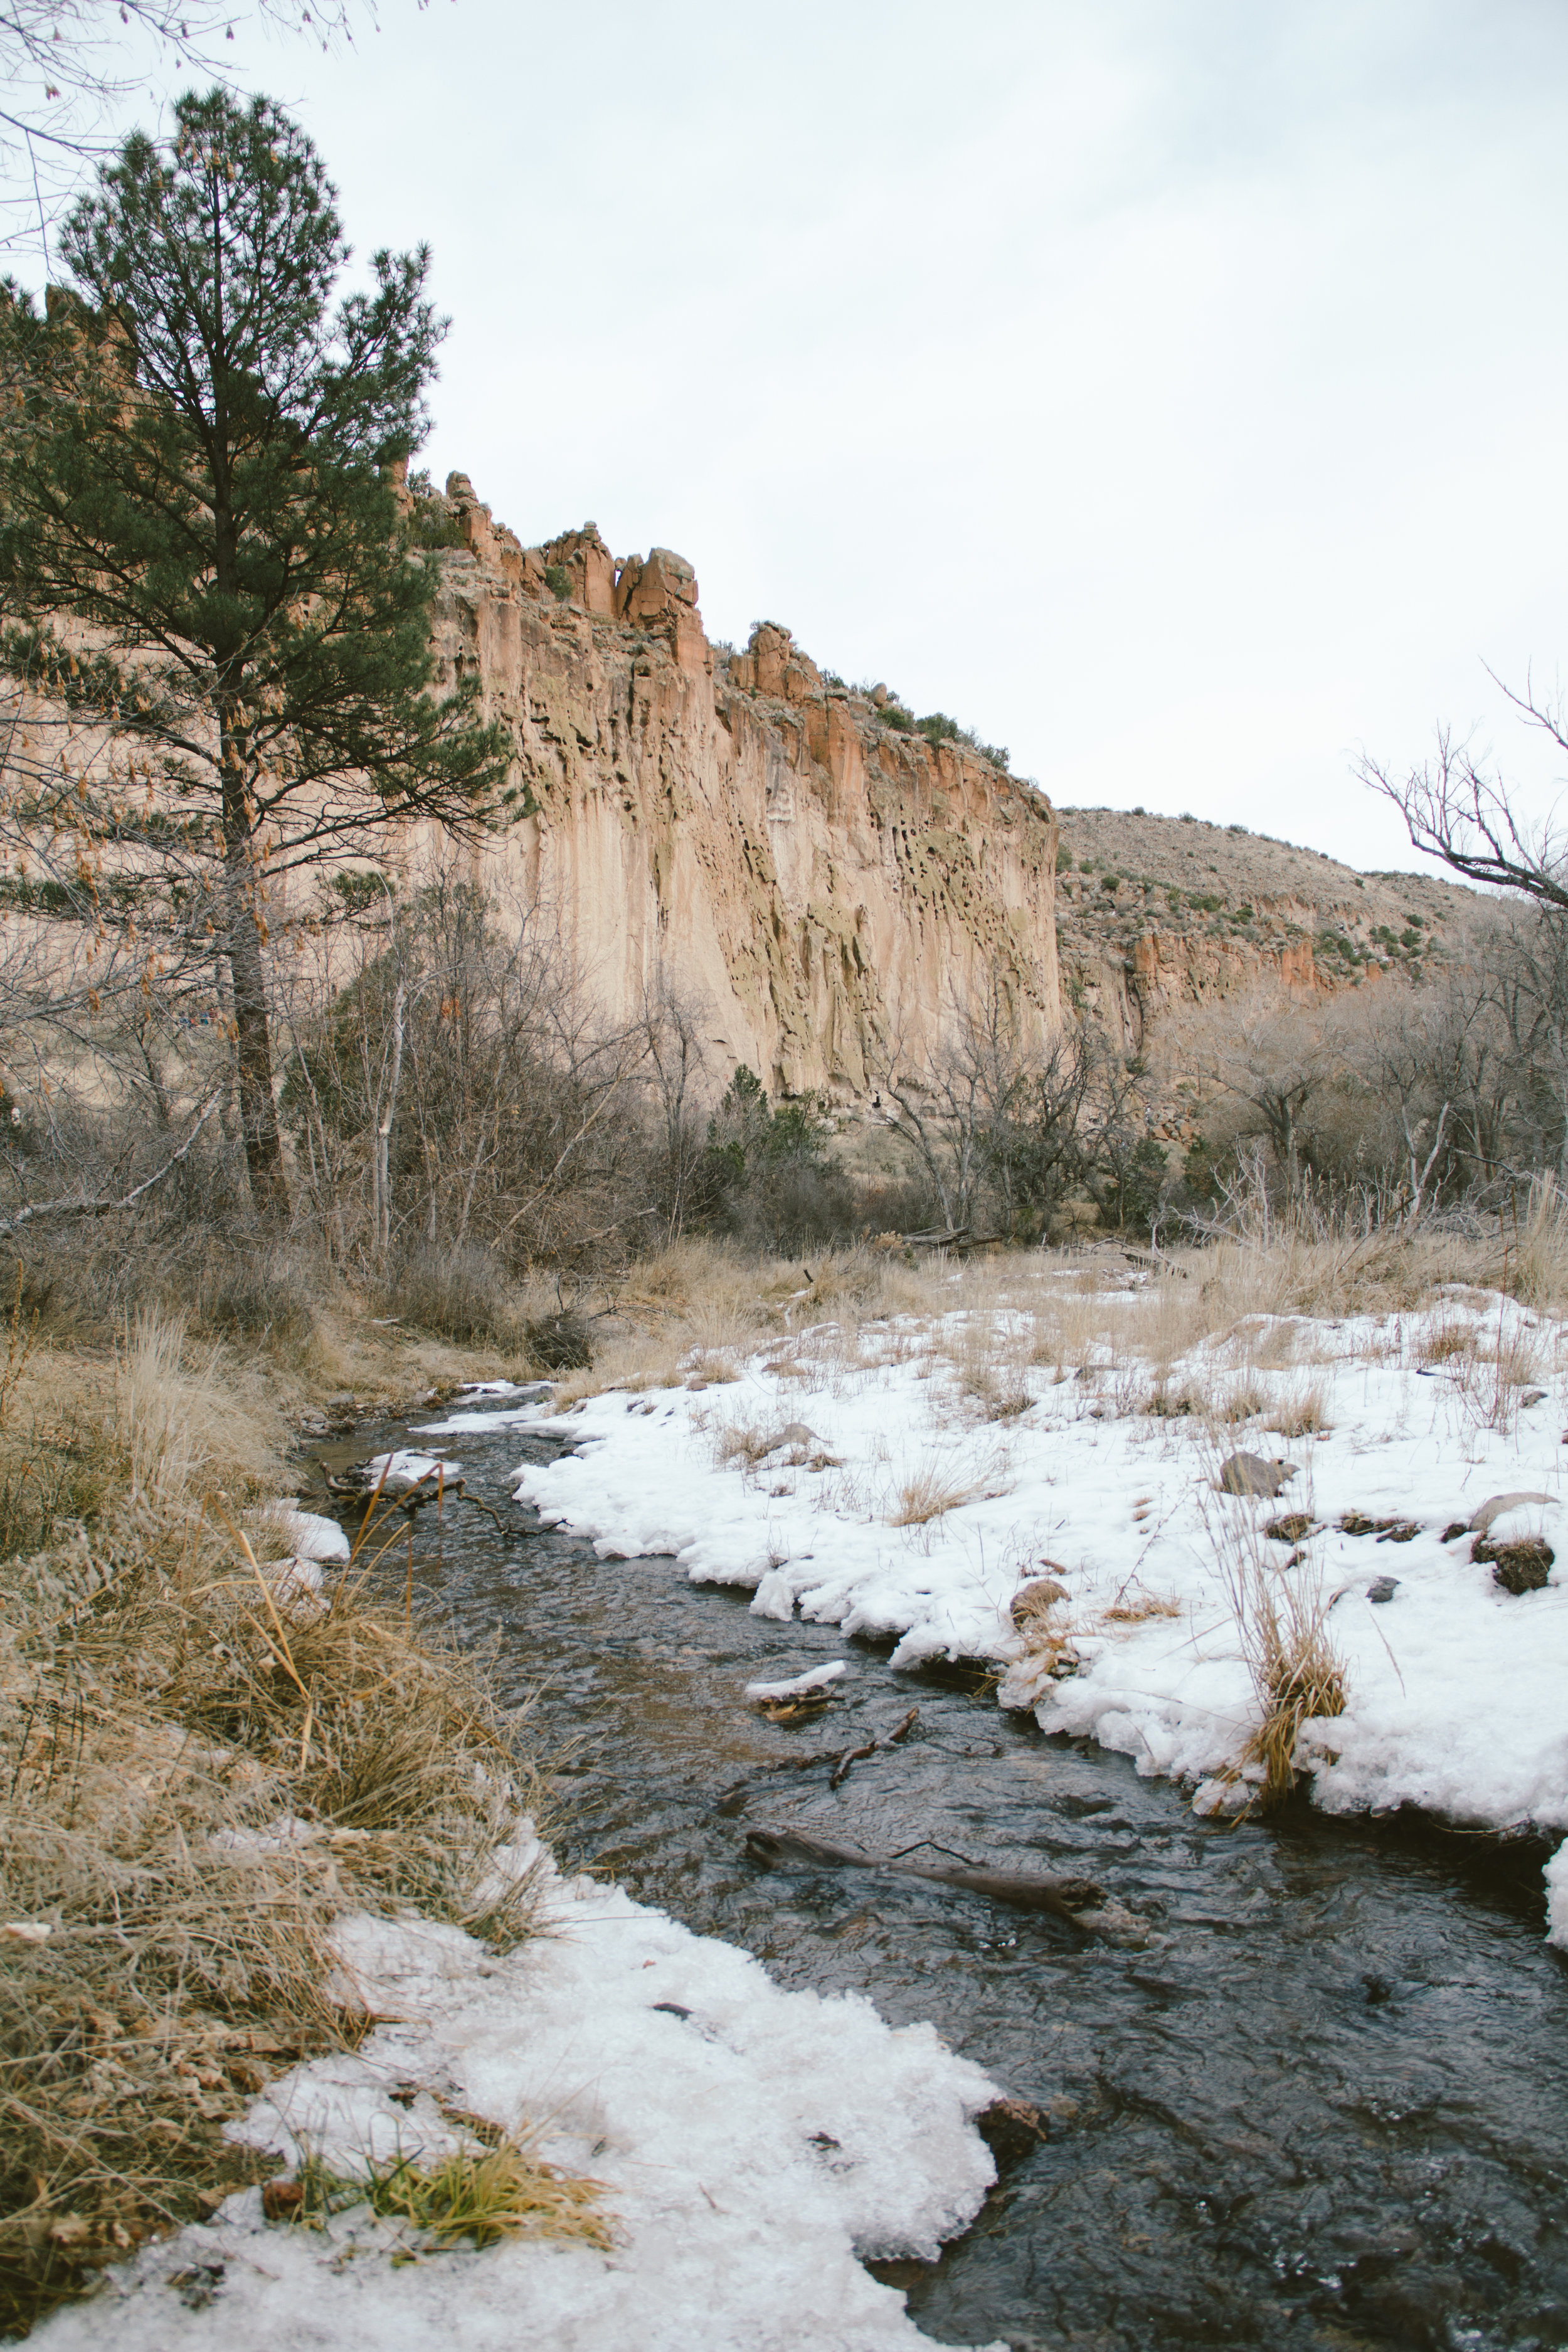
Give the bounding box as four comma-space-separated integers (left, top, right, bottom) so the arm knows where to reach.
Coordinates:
744, 1825, 1108, 1934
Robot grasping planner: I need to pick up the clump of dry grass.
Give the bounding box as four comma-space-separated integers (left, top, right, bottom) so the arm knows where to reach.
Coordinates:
280, 2130, 614, 2254
1209, 1500, 1345, 1812
1434, 1312, 1547, 1436
1100, 1591, 1183, 1626
1417, 1315, 1473, 1365
1144, 1375, 1202, 1419
889, 1466, 977, 1526
1266, 1380, 1332, 1439
1507, 1175, 1568, 1305
0, 1315, 541, 2334
1216, 1374, 1269, 1425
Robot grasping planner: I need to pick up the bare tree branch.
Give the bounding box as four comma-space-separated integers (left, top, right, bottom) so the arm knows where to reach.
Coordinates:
1, 1, 375, 254
1357, 683, 1568, 909
0, 1087, 217, 1234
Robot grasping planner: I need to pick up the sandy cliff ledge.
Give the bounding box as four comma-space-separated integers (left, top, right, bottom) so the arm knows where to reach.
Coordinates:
420, 481, 1060, 1096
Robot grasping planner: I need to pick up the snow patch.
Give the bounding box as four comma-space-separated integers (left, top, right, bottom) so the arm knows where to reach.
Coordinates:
1547, 1842, 1568, 1955
504, 1294, 1568, 1929
36, 1845, 1002, 2352
744, 1660, 847, 1702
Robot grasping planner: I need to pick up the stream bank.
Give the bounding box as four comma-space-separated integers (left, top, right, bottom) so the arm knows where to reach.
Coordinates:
325, 1404, 1568, 2352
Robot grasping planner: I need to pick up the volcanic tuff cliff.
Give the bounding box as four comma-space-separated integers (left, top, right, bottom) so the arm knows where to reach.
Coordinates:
420, 476, 1061, 1097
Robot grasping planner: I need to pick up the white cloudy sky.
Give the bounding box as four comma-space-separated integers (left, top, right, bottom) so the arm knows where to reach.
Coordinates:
24, 1, 1568, 867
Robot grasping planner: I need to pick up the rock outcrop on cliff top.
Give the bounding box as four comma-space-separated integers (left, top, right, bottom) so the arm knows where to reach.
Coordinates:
420, 477, 1059, 1097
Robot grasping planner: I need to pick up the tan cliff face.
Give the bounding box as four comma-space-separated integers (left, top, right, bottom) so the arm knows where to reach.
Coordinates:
422, 478, 1061, 1097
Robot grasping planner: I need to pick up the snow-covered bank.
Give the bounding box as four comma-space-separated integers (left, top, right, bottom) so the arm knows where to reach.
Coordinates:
1549, 1843, 1568, 1955
36, 1839, 1003, 2352
424, 1283, 1568, 1934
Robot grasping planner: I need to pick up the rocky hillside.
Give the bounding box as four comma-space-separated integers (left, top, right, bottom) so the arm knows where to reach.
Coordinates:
1054, 805, 1485, 1050
416, 476, 1059, 1098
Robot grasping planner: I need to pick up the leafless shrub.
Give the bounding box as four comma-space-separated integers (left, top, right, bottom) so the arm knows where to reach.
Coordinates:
389, 1244, 519, 1347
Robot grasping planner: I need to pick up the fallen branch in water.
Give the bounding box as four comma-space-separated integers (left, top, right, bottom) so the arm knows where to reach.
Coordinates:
717, 1707, 922, 1811
828, 1703, 921, 1790
828, 1739, 876, 1792
744, 1823, 1110, 1934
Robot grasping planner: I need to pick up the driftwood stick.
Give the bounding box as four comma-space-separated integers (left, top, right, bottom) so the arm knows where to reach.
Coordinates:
720, 1706, 922, 1810
829, 1738, 878, 1792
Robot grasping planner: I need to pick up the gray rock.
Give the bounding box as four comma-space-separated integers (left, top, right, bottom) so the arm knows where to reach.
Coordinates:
1365, 1576, 1401, 1604
771, 1421, 824, 1450
1218, 1451, 1298, 1498
1467, 1490, 1554, 1534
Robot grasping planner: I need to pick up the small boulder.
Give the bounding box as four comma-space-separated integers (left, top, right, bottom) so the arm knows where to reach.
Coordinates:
1011, 1577, 1069, 1629
1467, 1491, 1554, 1535
1219, 1451, 1298, 1498
975, 2095, 1049, 2165
1474, 1539, 1554, 1596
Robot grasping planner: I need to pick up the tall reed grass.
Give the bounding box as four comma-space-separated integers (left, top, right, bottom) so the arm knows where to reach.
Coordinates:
0, 1316, 545, 2333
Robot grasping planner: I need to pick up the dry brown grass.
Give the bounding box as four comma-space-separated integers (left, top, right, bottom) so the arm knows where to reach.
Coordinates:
889, 1465, 978, 1526
282, 2129, 614, 2254
1216, 1374, 1269, 1425
0, 1315, 541, 2334
550, 1241, 943, 1405
1265, 1380, 1333, 1439
711, 1414, 777, 1469
1100, 1592, 1183, 1626
1417, 1315, 1473, 1365
1208, 1499, 1346, 1813
553, 1199, 1568, 1431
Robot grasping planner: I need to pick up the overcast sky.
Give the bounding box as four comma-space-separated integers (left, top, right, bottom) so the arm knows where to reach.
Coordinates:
27, 0, 1568, 868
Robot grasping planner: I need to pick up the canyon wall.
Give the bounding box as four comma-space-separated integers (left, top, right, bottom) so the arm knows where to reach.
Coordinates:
416, 478, 1060, 1098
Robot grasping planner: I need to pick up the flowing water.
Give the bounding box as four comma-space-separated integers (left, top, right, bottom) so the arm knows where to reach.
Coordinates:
315, 1409, 1568, 2352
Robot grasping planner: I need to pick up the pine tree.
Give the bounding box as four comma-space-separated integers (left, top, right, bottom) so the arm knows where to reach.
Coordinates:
0, 88, 513, 1217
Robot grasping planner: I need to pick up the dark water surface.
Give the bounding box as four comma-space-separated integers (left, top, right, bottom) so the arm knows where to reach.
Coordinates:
315, 1411, 1568, 2352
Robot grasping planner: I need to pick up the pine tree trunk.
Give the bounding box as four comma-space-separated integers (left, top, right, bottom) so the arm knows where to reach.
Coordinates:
223, 843, 289, 1222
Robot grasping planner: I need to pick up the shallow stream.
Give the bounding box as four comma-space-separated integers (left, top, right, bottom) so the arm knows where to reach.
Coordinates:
312, 1408, 1568, 2352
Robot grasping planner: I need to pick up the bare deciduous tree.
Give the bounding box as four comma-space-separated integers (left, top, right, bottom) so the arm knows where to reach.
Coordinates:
1, 0, 369, 252
1357, 672, 1568, 909
1193, 1000, 1333, 1180
877, 978, 1153, 1237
